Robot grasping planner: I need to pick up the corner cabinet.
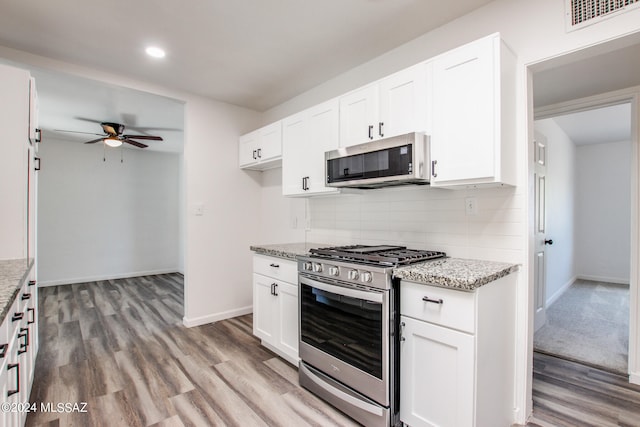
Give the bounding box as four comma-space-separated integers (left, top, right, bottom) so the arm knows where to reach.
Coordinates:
430, 33, 516, 187
400, 274, 516, 427
339, 62, 429, 148
282, 99, 340, 196
252, 254, 299, 365
239, 121, 283, 170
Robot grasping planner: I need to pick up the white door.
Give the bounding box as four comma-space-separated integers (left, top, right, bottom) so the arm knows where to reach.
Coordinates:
238, 131, 258, 167
533, 131, 548, 332
277, 281, 299, 363
253, 274, 277, 342
257, 121, 282, 162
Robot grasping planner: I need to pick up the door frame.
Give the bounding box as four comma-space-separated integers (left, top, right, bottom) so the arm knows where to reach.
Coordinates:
530, 86, 640, 384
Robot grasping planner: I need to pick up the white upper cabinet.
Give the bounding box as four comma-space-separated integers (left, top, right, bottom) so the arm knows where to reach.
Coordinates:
430, 33, 516, 187
239, 121, 283, 170
28, 77, 40, 146
339, 63, 428, 147
282, 98, 340, 196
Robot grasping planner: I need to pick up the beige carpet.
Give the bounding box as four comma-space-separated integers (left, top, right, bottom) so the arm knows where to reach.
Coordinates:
533, 279, 629, 374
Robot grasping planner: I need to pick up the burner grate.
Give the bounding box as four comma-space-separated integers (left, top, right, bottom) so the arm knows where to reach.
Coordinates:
309, 245, 445, 266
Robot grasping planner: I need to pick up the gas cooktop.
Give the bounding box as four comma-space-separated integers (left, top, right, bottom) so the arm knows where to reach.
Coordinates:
308, 245, 446, 267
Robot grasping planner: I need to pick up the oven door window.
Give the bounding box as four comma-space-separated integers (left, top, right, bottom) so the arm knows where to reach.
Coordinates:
300, 282, 383, 379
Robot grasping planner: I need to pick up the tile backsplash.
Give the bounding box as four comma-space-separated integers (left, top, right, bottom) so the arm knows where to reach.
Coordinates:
305, 185, 523, 264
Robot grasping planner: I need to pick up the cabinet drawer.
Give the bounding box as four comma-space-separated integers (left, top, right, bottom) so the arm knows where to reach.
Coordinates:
253, 254, 298, 284
401, 281, 476, 333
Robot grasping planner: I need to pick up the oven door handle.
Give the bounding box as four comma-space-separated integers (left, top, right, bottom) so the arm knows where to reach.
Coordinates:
299, 363, 384, 416
300, 276, 383, 303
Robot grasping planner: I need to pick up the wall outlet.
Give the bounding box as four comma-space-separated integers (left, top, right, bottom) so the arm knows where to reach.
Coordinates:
194, 204, 204, 216
465, 197, 478, 215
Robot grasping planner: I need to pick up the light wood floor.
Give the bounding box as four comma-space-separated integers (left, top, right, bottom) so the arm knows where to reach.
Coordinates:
527, 352, 640, 427
26, 274, 358, 427
27, 274, 640, 427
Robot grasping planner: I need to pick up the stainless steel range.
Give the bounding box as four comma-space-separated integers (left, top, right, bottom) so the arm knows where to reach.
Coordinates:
297, 245, 446, 427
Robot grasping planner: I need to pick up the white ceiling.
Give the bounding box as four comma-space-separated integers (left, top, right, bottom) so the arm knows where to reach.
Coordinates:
0, 0, 494, 112
533, 36, 640, 148
550, 103, 631, 146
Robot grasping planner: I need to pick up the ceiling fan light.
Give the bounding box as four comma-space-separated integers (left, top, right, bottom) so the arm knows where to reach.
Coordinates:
104, 138, 122, 147
145, 46, 166, 58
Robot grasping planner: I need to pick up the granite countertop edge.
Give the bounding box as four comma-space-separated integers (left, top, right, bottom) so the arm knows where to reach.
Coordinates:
250, 242, 333, 260
393, 258, 520, 291
0, 258, 34, 325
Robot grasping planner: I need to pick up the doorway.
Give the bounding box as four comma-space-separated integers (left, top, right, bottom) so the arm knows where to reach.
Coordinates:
532, 102, 632, 374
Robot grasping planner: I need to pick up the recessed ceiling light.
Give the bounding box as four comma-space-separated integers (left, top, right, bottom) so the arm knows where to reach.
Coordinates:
145, 46, 166, 58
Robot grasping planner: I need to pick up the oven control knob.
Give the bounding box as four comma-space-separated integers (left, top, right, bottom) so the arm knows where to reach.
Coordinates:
303, 262, 313, 271
312, 263, 323, 273
328, 266, 340, 276
348, 269, 359, 280
361, 271, 373, 283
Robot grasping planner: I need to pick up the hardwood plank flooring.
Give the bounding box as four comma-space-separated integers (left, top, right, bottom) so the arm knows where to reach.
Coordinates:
527, 352, 640, 427
26, 274, 358, 427
30, 274, 640, 427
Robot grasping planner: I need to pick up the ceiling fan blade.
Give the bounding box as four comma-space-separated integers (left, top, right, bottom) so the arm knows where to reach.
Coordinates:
74, 117, 103, 124
123, 134, 163, 141
84, 138, 105, 144
122, 138, 148, 148
125, 125, 182, 133
54, 129, 105, 136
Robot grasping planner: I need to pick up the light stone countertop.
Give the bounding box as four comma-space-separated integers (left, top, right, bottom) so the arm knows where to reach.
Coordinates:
250, 242, 334, 260
0, 258, 34, 324
393, 257, 519, 291
250, 243, 518, 291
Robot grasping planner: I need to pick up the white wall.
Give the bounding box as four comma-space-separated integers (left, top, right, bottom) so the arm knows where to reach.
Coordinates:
576, 140, 631, 283
534, 119, 577, 304
258, 167, 306, 244
37, 137, 181, 285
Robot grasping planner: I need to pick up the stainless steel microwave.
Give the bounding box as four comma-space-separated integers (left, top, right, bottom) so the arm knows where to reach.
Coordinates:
325, 132, 430, 189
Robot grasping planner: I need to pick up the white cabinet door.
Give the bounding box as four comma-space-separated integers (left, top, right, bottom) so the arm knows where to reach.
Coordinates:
239, 131, 259, 168
283, 99, 340, 196
258, 121, 283, 162
239, 122, 282, 170
431, 35, 498, 185
282, 112, 308, 196
276, 281, 299, 362
379, 63, 428, 139
253, 273, 277, 343
339, 84, 378, 147
305, 100, 339, 193
400, 316, 474, 427
29, 77, 40, 145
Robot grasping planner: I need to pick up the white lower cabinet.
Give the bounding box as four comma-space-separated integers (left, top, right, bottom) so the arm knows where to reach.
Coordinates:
0, 268, 38, 427
400, 274, 516, 427
252, 254, 299, 365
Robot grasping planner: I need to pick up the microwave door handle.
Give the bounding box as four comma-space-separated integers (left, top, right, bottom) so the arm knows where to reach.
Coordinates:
300, 276, 383, 303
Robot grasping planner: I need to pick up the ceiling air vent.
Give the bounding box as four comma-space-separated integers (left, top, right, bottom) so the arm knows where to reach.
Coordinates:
567, 0, 640, 29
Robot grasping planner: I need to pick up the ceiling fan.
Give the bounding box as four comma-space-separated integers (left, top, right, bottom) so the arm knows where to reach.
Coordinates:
56, 121, 163, 148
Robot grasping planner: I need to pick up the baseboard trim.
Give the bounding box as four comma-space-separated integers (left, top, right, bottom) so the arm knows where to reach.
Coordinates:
546, 275, 577, 307
183, 305, 253, 328
37, 268, 181, 287
630, 371, 640, 385
576, 274, 630, 285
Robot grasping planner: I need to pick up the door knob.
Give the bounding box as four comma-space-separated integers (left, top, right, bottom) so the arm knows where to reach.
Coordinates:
544, 239, 553, 245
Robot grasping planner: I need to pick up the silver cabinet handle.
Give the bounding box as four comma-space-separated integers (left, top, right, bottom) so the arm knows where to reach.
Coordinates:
422, 296, 443, 305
